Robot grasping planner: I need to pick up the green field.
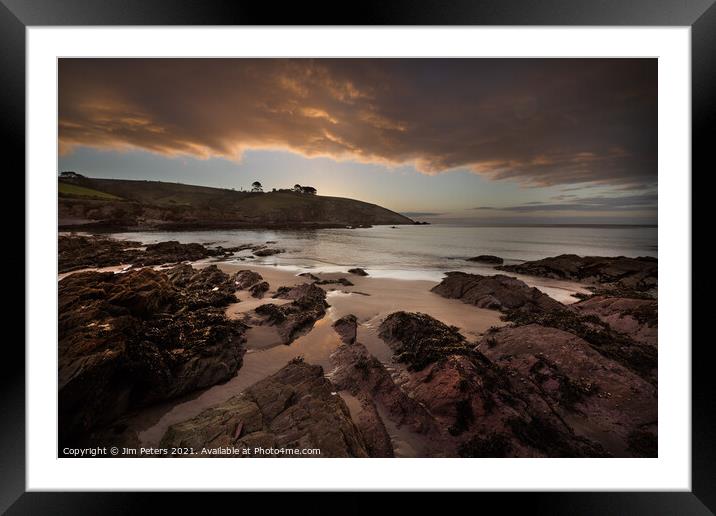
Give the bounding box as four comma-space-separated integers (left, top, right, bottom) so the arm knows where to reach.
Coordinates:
59, 182, 123, 200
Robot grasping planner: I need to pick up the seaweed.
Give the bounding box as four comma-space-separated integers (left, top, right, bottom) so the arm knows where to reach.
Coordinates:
458, 433, 513, 457
507, 415, 609, 458
627, 428, 658, 457
448, 399, 474, 436
379, 312, 473, 371
504, 308, 656, 383
528, 353, 598, 410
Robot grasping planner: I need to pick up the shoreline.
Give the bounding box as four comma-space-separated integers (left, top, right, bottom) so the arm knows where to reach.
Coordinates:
58, 234, 658, 457
122, 262, 507, 449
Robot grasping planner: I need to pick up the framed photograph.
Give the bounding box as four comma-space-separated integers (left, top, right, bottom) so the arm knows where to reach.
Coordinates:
5, 0, 712, 512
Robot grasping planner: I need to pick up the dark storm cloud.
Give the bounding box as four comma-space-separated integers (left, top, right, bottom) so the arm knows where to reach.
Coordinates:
59, 58, 657, 189
474, 193, 657, 212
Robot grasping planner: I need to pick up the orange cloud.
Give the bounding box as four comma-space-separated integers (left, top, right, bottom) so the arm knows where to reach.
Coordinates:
59, 58, 657, 189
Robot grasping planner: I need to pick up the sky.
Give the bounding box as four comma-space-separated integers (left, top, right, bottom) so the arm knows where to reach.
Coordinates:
58, 58, 657, 225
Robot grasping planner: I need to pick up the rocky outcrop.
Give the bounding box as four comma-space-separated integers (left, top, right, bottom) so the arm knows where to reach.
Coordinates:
348, 268, 369, 276
379, 312, 472, 371
467, 255, 503, 264
431, 272, 656, 383
230, 268, 269, 298
295, 273, 354, 287
136, 241, 211, 265
59, 234, 142, 272
160, 359, 369, 457
233, 270, 264, 290
59, 234, 243, 273
431, 272, 565, 314
273, 282, 328, 305
253, 247, 285, 257
165, 264, 238, 308
497, 254, 657, 296
316, 277, 354, 287
337, 394, 394, 458
373, 311, 609, 457
330, 339, 441, 457
253, 284, 329, 344
249, 281, 270, 298
574, 296, 657, 347
477, 324, 657, 457
58, 265, 247, 446
504, 306, 657, 383
332, 314, 358, 344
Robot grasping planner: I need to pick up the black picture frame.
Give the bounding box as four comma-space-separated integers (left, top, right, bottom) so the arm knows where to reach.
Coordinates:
3, 0, 712, 513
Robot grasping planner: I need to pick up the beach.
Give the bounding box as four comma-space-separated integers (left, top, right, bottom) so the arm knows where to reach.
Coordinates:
123, 263, 509, 450
58, 229, 657, 458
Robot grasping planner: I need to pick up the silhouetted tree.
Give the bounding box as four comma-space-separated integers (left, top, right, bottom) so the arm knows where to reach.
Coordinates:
300, 186, 317, 195
293, 184, 302, 192
251, 181, 263, 193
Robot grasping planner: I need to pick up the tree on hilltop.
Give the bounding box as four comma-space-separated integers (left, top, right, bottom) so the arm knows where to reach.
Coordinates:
251, 181, 263, 193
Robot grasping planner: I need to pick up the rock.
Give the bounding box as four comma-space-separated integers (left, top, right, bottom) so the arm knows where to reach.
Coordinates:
205, 245, 244, 257
504, 306, 657, 383
58, 234, 243, 273
433, 342, 611, 454
58, 266, 247, 446
233, 270, 263, 290
137, 240, 211, 265
273, 282, 327, 307
467, 255, 504, 265
574, 296, 657, 347
249, 281, 270, 298
348, 268, 369, 276
315, 277, 354, 287
330, 341, 439, 455
477, 324, 657, 457
160, 358, 370, 458
59, 234, 142, 272
378, 312, 471, 371
431, 272, 656, 383
298, 272, 320, 281
497, 254, 658, 295
338, 394, 395, 458
431, 272, 565, 314
375, 312, 607, 457
167, 264, 238, 309
255, 283, 329, 344
253, 248, 285, 257
332, 314, 358, 344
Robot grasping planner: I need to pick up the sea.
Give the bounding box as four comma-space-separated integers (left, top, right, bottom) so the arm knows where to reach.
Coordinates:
110, 223, 658, 283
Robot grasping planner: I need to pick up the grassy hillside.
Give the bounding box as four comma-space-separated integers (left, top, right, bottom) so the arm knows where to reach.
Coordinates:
59, 182, 123, 200
58, 177, 415, 230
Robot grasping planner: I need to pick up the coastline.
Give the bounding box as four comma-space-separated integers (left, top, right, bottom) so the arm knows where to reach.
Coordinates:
103, 262, 508, 449
57, 234, 657, 458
